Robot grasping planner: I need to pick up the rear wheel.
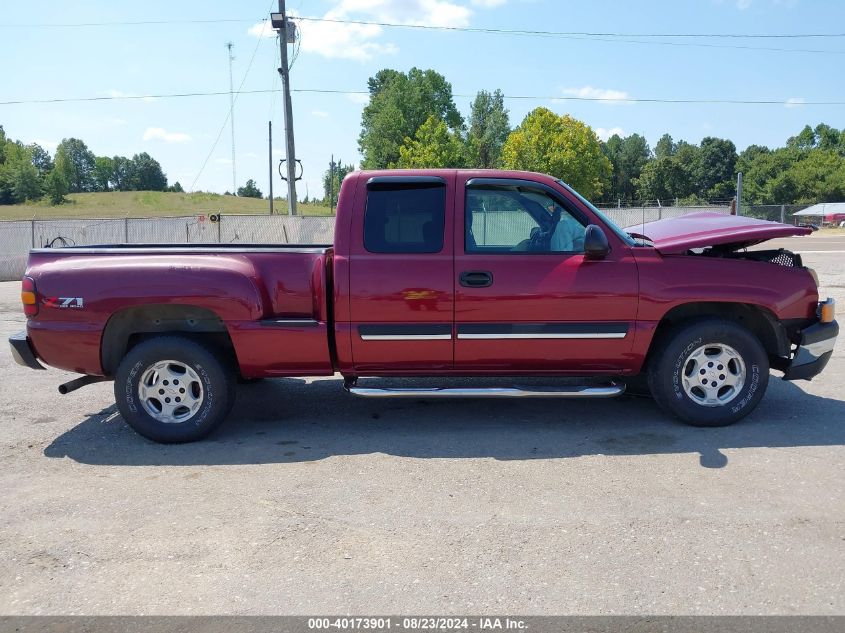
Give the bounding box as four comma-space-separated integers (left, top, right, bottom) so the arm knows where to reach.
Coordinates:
648, 319, 769, 427
114, 336, 235, 443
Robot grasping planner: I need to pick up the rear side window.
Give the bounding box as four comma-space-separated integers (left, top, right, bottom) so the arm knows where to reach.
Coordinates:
364, 184, 445, 253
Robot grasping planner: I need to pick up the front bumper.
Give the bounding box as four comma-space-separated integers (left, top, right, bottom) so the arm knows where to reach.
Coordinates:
782, 319, 838, 381
8, 330, 45, 370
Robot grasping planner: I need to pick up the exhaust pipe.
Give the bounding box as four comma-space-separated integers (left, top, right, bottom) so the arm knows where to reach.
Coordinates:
58, 375, 109, 394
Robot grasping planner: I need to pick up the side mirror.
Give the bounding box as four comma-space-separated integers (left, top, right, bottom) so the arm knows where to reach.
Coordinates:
584, 224, 610, 260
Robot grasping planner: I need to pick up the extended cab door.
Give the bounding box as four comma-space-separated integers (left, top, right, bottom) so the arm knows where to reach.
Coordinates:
454, 176, 638, 373
347, 174, 455, 373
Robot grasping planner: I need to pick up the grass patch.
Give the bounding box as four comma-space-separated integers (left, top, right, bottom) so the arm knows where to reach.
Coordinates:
0, 191, 334, 220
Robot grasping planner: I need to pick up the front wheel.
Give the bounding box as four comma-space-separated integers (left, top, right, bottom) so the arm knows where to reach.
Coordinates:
114, 336, 235, 443
648, 319, 769, 427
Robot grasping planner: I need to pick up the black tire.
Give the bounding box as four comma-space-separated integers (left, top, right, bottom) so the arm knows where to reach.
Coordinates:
114, 336, 235, 443
647, 318, 769, 427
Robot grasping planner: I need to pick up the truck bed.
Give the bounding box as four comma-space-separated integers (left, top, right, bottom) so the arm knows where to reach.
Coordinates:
24, 244, 336, 378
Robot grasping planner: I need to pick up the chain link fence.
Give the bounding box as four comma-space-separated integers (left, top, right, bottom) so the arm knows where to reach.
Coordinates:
743, 204, 811, 223
601, 205, 729, 228
0, 214, 335, 281
1, 203, 806, 282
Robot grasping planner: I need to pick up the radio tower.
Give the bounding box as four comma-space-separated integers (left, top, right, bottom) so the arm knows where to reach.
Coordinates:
226, 41, 237, 193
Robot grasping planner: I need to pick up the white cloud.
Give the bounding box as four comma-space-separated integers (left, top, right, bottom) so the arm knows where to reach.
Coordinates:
247, 20, 275, 39
143, 127, 192, 143
736, 0, 753, 9
311, 110, 330, 118
561, 86, 632, 105
347, 92, 370, 104
329, 0, 472, 27
595, 127, 626, 141
785, 97, 805, 108
250, 0, 489, 61
214, 158, 232, 165
106, 117, 127, 126
296, 17, 397, 61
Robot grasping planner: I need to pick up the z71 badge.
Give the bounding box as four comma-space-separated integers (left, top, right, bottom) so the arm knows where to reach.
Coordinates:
43, 297, 84, 309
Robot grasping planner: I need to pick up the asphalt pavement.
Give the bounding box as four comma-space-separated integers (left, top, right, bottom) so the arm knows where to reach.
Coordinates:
0, 236, 842, 615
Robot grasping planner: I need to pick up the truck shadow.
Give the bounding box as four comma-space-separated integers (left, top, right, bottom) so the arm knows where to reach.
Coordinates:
44, 375, 845, 469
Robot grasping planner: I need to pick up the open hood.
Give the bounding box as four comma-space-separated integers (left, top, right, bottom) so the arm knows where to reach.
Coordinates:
626, 212, 812, 255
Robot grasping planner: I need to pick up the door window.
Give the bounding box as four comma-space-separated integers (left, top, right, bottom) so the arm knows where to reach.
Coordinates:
466, 186, 585, 253
364, 184, 445, 253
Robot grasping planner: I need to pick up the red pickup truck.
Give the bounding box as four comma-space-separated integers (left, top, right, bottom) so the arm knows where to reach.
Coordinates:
9, 169, 838, 443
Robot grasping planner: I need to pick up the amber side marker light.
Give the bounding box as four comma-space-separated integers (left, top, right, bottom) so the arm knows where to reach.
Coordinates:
820, 298, 836, 324
21, 277, 38, 317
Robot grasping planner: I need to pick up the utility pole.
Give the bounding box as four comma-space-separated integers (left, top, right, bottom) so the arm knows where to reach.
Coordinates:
736, 171, 743, 216
271, 2, 298, 215
268, 121, 274, 215
329, 154, 334, 214
225, 42, 237, 194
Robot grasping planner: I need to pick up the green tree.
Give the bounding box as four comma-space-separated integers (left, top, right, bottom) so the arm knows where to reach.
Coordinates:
128, 152, 167, 191
237, 179, 262, 198
322, 159, 355, 206
786, 125, 817, 151
11, 162, 41, 201
500, 107, 611, 199
169, 181, 184, 193
0, 137, 41, 203
772, 150, 845, 204
466, 89, 510, 168
813, 123, 841, 153
44, 169, 69, 205
602, 133, 650, 203
634, 156, 692, 203
110, 156, 134, 191
736, 145, 774, 203
359, 68, 464, 169
396, 115, 467, 168
27, 143, 53, 175
54, 138, 96, 192
695, 137, 737, 200
92, 156, 114, 192
654, 133, 675, 159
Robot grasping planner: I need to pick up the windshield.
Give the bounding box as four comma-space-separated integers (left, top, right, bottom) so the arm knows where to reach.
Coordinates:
556, 180, 636, 247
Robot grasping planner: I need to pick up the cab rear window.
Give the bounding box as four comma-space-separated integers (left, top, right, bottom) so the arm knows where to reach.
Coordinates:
364, 184, 445, 254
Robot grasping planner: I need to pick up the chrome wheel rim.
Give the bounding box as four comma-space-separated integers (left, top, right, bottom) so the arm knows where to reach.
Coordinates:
681, 343, 746, 407
138, 360, 204, 424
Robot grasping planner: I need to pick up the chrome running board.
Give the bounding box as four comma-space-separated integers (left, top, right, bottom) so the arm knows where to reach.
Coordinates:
346, 382, 625, 399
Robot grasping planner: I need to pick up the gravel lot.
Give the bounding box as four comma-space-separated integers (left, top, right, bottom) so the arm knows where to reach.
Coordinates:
1, 236, 843, 615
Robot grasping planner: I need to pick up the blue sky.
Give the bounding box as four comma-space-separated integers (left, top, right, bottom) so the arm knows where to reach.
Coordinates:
2, 0, 843, 201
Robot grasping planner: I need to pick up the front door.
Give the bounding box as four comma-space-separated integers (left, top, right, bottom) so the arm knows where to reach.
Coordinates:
454, 177, 639, 373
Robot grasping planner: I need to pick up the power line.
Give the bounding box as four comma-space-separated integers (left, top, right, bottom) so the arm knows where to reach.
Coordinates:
2, 88, 844, 107
295, 17, 845, 39
3, 16, 843, 55
3, 16, 844, 38
293, 17, 845, 54
0, 19, 256, 27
